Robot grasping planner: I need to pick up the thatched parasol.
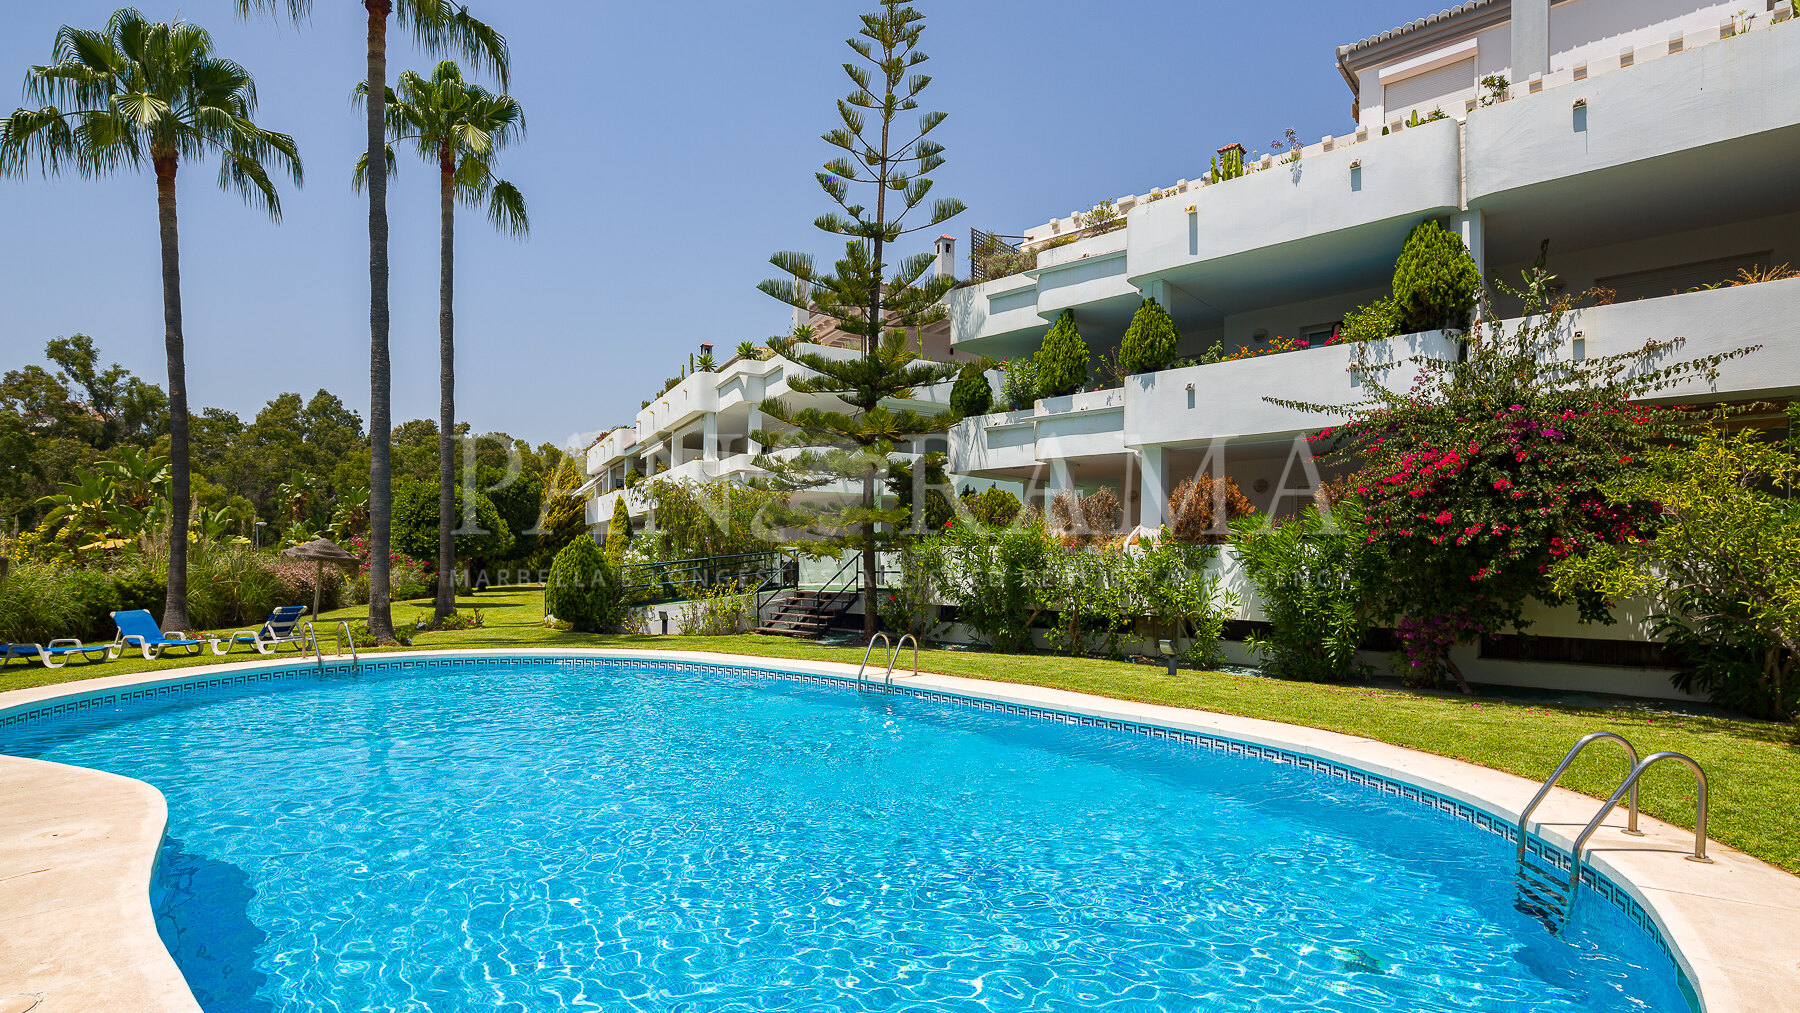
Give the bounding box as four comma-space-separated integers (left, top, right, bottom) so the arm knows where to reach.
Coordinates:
280, 538, 360, 620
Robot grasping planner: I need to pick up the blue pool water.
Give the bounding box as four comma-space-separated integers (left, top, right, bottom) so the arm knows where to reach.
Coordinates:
2, 659, 1690, 1012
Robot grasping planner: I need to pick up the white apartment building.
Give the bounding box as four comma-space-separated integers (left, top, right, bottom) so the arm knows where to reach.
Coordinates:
580, 308, 973, 540
943, 0, 1800, 696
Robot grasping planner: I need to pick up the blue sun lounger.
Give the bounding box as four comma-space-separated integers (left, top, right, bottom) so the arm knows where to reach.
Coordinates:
0, 640, 112, 669
212, 605, 312, 655
110, 609, 213, 661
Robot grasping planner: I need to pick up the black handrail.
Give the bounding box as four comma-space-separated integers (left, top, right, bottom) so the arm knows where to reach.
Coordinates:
623, 549, 796, 606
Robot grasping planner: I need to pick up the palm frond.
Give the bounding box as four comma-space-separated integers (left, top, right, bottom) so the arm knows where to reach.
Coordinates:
400, 0, 512, 89
484, 178, 529, 237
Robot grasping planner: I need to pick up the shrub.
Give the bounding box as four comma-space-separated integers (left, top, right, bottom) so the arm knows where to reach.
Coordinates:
269, 557, 345, 615
1338, 297, 1401, 344
1391, 220, 1481, 333
0, 562, 88, 644
636, 479, 778, 562
1035, 311, 1089, 399
961, 487, 1022, 528
391, 478, 514, 569
1033, 539, 1236, 663
949, 365, 994, 417
675, 583, 754, 636
605, 498, 632, 564
1549, 411, 1800, 720
927, 522, 1056, 651
1232, 501, 1385, 681
1000, 358, 1038, 411
545, 537, 625, 633
1118, 297, 1180, 375
1167, 475, 1258, 543
1049, 488, 1120, 541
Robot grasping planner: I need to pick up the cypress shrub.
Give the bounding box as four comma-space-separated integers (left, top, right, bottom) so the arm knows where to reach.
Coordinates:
949, 365, 994, 417
1391, 220, 1481, 333
545, 537, 625, 633
1118, 297, 1180, 375
1034, 310, 1089, 399
606, 498, 632, 563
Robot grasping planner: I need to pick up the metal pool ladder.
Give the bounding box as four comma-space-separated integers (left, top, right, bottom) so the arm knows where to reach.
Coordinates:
302, 621, 361, 678
855, 634, 918, 691
1514, 733, 1711, 932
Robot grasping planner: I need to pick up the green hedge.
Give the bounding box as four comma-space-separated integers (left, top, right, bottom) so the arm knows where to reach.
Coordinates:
0, 548, 347, 644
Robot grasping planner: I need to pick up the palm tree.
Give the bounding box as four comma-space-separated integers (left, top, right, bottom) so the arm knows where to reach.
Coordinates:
1, 9, 302, 632
233, 0, 508, 644
357, 61, 527, 623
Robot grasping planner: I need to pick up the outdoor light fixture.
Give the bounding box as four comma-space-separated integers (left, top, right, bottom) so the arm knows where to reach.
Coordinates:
1159, 639, 1177, 677
658, 610, 670, 635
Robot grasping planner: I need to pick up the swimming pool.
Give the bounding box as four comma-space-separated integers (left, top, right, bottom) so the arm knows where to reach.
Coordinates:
1, 656, 1692, 1012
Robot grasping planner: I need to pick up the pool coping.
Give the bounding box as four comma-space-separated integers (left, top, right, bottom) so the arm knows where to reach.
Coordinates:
2, 647, 1796, 1012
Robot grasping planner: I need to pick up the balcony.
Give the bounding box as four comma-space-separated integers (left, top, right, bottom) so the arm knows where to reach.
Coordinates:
1124, 331, 1459, 449
586, 426, 639, 476
1567, 276, 1800, 404
1465, 17, 1800, 216
949, 388, 1128, 476
1126, 119, 1462, 310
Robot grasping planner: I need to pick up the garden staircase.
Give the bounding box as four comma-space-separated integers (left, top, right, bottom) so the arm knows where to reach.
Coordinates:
754, 554, 868, 639
755, 589, 855, 638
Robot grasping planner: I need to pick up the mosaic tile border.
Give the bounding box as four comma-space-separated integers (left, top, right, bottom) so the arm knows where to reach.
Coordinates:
0, 653, 1680, 971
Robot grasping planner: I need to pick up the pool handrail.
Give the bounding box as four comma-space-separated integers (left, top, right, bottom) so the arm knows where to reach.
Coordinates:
1516, 731, 1642, 864
884, 635, 919, 687
1567, 751, 1713, 899
856, 633, 892, 692
300, 620, 361, 678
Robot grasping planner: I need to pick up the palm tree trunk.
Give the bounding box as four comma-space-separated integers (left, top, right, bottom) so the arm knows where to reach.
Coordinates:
365, 0, 397, 642
434, 146, 456, 622
155, 151, 192, 633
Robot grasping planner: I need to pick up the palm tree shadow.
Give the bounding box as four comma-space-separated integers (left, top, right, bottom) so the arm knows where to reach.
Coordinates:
152, 837, 275, 1013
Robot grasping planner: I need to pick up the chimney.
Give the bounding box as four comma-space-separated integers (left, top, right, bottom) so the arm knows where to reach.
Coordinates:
935, 234, 956, 280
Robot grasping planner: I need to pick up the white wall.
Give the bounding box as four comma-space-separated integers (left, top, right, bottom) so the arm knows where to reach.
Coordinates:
1126, 119, 1463, 285
1550, 0, 1742, 71
1465, 23, 1800, 201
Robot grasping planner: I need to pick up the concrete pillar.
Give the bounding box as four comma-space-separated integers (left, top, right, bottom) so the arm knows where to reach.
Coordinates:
1511, 0, 1550, 83
1046, 460, 1074, 516
1139, 279, 1171, 309
746, 405, 763, 456
703, 413, 719, 462
1138, 446, 1170, 531
1450, 209, 1486, 278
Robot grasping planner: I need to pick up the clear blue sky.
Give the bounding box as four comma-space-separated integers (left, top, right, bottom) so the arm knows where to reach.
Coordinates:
0, 0, 1429, 448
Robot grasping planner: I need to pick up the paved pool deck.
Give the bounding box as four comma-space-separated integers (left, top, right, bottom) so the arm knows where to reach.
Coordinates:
2, 648, 1796, 1012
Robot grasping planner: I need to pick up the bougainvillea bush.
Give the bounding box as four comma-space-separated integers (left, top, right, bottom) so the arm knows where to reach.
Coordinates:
1281, 270, 1756, 691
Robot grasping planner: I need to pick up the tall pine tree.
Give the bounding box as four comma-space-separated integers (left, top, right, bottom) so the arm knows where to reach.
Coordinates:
758, 0, 966, 636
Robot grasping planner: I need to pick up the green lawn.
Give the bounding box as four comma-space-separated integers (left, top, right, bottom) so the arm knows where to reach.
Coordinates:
5, 585, 1796, 874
